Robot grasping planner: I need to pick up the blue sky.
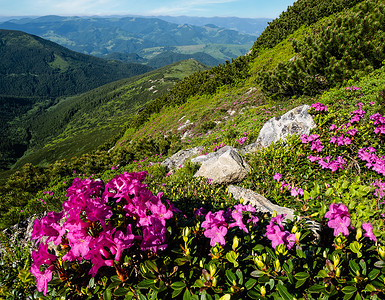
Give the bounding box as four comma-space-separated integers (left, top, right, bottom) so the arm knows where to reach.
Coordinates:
0, 0, 296, 18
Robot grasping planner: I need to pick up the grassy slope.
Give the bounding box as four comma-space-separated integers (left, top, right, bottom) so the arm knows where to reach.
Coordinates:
12, 59, 209, 168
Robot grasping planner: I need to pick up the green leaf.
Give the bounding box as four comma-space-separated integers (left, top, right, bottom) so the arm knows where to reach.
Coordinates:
245, 278, 257, 290
89, 277, 95, 288
349, 260, 360, 274
308, 284, 325, 293
172, 288, 185, 298
114, 287, 130, 297
124, 292, 134, 300
171, 281, 187, 290
247, 289, 261, 299
226, 251, 239, 267
296, 249, 306, 259
225, 269, 236, 284
236, 269, 243, 285
175, 257, 190, 266
250, 270, 265, 278
108, 280, 122, 289
145, 260, 159, 273
192, 279, 204, 288
349, 242, 362, 254
368, 268, 380, 280
183, 288, 192, 300
138, 279, 156, 288
342, 286, 357, 294
294, 272, 310, 281
219, 295, 231, 300
103, 288, 112, 300
374, 260, 385, 268
277, 284, 294, 300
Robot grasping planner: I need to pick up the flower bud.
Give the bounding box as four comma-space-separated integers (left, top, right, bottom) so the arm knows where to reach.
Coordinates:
292, 225, 298, 233
183, 227, 191, 237
254, 257, 265, 270
333, 254, 340, 267
212, 276, 218, 287
209, 264, 217, 277
260, 286, 266, 296
378, 246, 385, 260
274, 259, 281, 272
356, 228, 362, 240
295, 232, 301, 242
202, 269, 210, 282
232, 236, 240, 250
334, 266, 340, 277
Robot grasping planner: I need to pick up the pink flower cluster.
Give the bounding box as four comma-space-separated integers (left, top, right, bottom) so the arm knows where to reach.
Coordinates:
310, 102, 328, 112
201, 204, 258, 246
370, 112, 385, 134
345, 85, 362, 91
31, 171, 174, 295
274, 173, 304, 197
373, 179, 385, 203
308, 155, 346, 172
237, 136, 247, 145
213, 142, 226, 152
324, 203, 351, 237
330, 135, 351, 146
350, 102, 365, 123
301, 134, 323, 152
265, 214, 296, 249
358, 147, 385, 176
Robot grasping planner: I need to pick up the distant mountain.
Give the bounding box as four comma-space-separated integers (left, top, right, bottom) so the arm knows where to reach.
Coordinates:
0, 29, 153, 98
0, 16, 255, 64
0, 15, 255, 55
154, 16, 271, 36
2, 59, 209, 169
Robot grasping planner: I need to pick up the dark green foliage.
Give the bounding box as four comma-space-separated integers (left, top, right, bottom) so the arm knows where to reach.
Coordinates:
0, 59, 206, 171
257, 0, 385, 99
0, 29, 153, 98
251, 0, 362, 53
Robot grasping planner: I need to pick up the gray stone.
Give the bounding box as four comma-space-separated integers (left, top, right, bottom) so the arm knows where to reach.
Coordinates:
228, 185, 295, 220
228, 185, 321, 237
193, 147, 250, 184
242, 104, 316, 154
161, 146, 204, 171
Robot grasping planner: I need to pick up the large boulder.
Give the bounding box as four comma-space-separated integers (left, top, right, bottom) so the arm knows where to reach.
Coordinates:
193, 147, 250, 184
161, 146, 204, 171
242, 104, 316, 154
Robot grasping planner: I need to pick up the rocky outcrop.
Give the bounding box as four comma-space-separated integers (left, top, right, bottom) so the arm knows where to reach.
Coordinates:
193, 147, 250, 184
0, 214, 40, 253
242, 104, 316, 154
228, 185, 295, 220
228, 185, 321, 236
161, 146, 204, 171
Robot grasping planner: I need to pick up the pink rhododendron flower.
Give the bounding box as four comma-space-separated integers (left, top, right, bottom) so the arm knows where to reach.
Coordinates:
311, 102, 328, 112
325, 203, 351, 237
362, 222, 377, 242
265, 214, 295, 249
273, 173, 282, 181
202, 210, 228, 246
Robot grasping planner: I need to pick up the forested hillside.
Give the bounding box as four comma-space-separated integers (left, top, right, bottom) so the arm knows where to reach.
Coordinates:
1, 59, 208, 170
0, 30, 152, 98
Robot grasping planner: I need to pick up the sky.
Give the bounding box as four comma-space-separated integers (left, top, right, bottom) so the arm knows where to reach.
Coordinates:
0, 0, 296, 19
